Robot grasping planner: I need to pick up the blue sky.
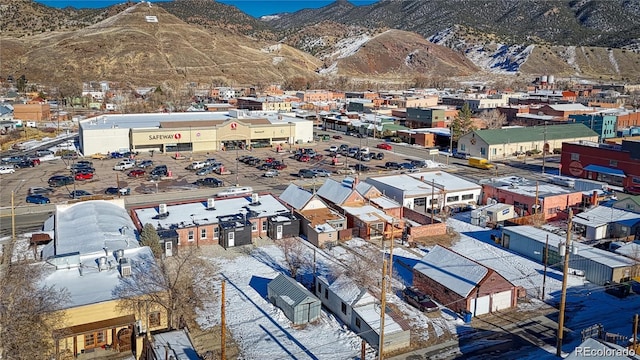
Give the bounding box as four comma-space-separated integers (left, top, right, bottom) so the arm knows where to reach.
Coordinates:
35, 0, 378, 17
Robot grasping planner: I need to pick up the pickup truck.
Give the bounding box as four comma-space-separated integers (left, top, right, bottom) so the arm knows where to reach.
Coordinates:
113, 160, 135, 171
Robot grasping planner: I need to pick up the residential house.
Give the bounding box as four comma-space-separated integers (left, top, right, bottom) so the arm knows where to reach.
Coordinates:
278, 184, 346, 248
413, 245, 517, 316
315, 275, 411, 354
267, 274, 322, 325
572, 205, 640, 241
481, 175, 583, 220
458, 123, 599, 161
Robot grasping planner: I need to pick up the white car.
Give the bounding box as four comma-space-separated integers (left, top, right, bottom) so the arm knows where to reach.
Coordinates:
0, 166, 15, 174
311, 169, 331, 177
329, 145, 338, 153
113, 160, 135, 171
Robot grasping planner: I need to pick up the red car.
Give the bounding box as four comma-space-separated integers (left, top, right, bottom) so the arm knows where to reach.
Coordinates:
74, 172, 94, 181
298, 155, 311, 162
128, 169, 146, 178
333, 135, 343, 140
273, 163, 287, 170
377, 143, 392, 150
264, 157, 276, 163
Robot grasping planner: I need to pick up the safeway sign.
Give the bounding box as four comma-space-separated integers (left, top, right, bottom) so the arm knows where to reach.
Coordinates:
230, 122, 238, 130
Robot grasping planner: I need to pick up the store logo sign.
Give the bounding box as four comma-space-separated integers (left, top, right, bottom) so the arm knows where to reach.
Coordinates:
148, 133, 182, 141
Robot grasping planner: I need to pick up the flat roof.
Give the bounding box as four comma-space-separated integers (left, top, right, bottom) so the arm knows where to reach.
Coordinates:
366, 175, 442, 198
483, 176, 575, 198
573, 205, 640, 227
341, 204, 394, 223
408, 171, 481, 192
134, 194, 289, 229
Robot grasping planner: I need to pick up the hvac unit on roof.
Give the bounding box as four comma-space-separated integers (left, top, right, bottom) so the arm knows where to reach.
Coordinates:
159, 203, 168, 214
250, 193, 260, 205
119, 258, 132, 277
98, 256, 107, 271
115, 249, 125, 261
207, 198, 215, 210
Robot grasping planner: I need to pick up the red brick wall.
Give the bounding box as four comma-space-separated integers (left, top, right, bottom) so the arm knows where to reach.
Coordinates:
407, 222, 447, 239
477, 269, 516, 308
617, 112, 640, 128
413, 270, 466, 313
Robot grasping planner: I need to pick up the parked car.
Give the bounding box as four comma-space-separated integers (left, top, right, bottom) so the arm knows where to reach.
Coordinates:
400, 162, 416, 170
113, 160, 135, 171
104, 187, 131, 196
90, 153, 109, 160
150, 165, 168, 178
77, 160, 93, 167
1, 156, 26, 165
257, 163, 274, 171
138, 160, 154, 168
196, 166, 217, 176
28, 186, 53, 195
298, 169, 317, 178
35, 150, 54, 157
26, 194, 50, 204
273, 162, 287, 170
48, 175, 74, 187
128, 169, 146, 178
298, 155, 311, 162
195, 177, 224, 187
385, 162, 402, 170
329, 145, 339, 153
402, 287, 439, 312
110, 152, 124, 159
376, 152, 385, 160
69, 190, 92, 199
0, 166, 16, 174
14, 160, 37, 168
453, 151, 469, 160
377, 143, 393, 150
74, 172, 94, 181
264, 169, 280, 178
411, 160, 428, 168
338, 144, 349, 152
311, 169, 332, 177
333, 135, 343, 140
352, 164, 370, 172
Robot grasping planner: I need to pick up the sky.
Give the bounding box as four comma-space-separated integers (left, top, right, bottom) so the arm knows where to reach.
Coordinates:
35, 0, 379, 18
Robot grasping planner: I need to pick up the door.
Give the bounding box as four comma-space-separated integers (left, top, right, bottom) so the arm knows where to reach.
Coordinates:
470, 295, 491, 316
491, 290, 512, 312
84, 330, 106, 350
165, 241, 173, 257
276, 225, 283, 240
117, 327, 132, 352
228, 232, 235, 247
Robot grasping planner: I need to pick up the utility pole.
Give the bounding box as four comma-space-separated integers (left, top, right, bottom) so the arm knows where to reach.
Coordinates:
632, 314, 638, 351
542, 121, 547, 174
379, 259, 387, 360
541, 235, 549, 300
221, 280, 226, 360
361, 339, 366, 360
430, 179, 435, 224
388, 220, 395, 278
556, 209, 573, 357
535, 181, 539, 215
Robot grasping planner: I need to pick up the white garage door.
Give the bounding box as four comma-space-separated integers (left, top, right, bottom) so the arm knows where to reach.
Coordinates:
491, 290, 512, 312
470, 295, 490, 316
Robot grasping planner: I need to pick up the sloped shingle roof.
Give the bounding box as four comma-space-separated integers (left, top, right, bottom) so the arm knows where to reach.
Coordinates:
278, 184, 313, 210
473, 123, 598, 145
317, 178, 355, 205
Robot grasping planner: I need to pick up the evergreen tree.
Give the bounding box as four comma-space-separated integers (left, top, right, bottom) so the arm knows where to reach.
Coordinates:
451, 103, 476, 141
140, 223, 163, 258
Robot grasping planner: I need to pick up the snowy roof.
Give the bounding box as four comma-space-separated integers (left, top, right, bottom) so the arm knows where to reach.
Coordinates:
614, 242, 640, 260
573, 205, 640, 227
546, 103, 592, 111
413, 245, 488, 298
341, 204, 394, 223
278, 184, 313, 210
366, 175, 441, 198
317, 178, 356, 204
322, 274, 365, 306
355, 181, 375, 195
268, 274, 319, 308
352, 293, 406, 336
134, 194, 289, 229
315, 223, 336, 233
41, 246, 156, 309
408, 171, 481, 192
503, 226, 635, 268
150, 330, 200, 360
484, 175, 575, 198
43, 200, 139, 259
368, 196, 401, 210
565, 337, 640, 360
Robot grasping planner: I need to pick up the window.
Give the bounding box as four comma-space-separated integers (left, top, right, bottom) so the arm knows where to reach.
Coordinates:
548, 207, 560, 215
355, 317, 361, 328
317, 283, 322, 293
214, 227, 219, 239
324, 288, 328, 299
97, 331, 106, 343
571, 153, 580, 161
460, 143, 466, 151
461, 194, 474, 200
84, 333, 95, 347
480, 147, 486, 156
149, 311, 161, 327
341, 302, 347, 315
200, 228, 207, 239
610, 160, 618, 167
414, 198, 426, 207
262, 222, 267, 232
188, 230, 194, 242
446, 195, 459, 202
252, 222, 257, 232
492, 148, 497, 155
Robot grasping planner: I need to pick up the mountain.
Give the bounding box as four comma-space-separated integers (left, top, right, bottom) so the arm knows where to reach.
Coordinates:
0, 3, 322, 87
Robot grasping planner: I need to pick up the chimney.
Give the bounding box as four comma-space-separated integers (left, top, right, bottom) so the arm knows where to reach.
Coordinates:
420, 175, 425, 181
351, 177, 359, 190
591, 190, 598, 206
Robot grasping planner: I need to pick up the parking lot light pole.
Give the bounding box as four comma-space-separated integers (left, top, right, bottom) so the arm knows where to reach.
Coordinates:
235, 145, 239, 186
288, 122, 293, 152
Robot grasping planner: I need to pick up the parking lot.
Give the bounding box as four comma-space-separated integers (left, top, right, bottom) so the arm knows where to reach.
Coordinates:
1, 134, 426, 207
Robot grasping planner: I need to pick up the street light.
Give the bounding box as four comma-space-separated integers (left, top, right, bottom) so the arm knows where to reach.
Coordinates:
288, 122, 293, 152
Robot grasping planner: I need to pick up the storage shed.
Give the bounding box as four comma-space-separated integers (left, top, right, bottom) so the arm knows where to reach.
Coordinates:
218, 214, 252, 249
502, 226, 636, 285
267, 214, 300, 240
470, 203, 514, 227
267, 274, 321, 325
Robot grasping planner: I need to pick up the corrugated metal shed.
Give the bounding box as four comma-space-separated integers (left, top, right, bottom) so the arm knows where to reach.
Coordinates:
267, 274, 321, 325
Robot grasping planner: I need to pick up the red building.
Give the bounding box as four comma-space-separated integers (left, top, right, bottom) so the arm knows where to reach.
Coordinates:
561, 140, 640, 193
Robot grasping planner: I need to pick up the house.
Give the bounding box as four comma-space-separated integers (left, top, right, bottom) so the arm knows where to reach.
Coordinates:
501, 226, 636, 285
413, 245, 517, 316
315, 275, 411, 354
39, 200, 167, 359
131, 194, 297, 249
481, 175, 584, 220
267, 274, 322, 325
458, 123, 599, 161
572, 205, 640, 241
560, 140, 640, 193
278, 184, 346, 248
612, 195, 640, 213
316, 177, 366, 209
144, 329, 200, 360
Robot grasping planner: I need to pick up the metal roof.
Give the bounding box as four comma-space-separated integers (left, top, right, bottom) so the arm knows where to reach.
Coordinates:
472, 123, 598, 145
278, 184, 313, 210
317, 178, 357, 205
268, 274, 320, 308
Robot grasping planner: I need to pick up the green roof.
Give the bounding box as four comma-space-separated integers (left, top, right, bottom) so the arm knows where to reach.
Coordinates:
381, 123, 408, 131
474, 123, 598, 145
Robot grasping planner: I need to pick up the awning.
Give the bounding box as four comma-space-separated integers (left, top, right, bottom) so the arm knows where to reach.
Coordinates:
583, 164, 626, 178
53, 314, 135, 339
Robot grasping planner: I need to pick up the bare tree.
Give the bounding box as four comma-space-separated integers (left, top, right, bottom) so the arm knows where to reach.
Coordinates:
115, 247, 216, 330
274, 237, 309, 280
342, 246, 381, 295
480, 109, 507, 129
0, 260, 69, 360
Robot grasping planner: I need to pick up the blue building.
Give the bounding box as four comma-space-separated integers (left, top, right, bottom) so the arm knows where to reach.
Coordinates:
569, 113, 617, 140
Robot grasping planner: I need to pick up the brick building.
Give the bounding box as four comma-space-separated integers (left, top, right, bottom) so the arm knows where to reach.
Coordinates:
12, 103, 51, 122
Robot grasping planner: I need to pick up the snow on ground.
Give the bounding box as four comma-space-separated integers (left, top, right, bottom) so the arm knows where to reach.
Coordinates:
609, 49, 620, 74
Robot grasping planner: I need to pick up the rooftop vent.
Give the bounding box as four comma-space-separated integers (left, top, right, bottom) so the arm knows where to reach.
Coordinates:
98, 256, 107, 271
250, 193, 260, 206
119, 258, 132, 277
207, 198, 215, 210
159, 203, 168, 215
115, 249, 124, 261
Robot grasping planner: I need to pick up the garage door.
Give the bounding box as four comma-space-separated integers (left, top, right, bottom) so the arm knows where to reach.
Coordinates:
491, 290, 512, 312
470, 295, 490, 316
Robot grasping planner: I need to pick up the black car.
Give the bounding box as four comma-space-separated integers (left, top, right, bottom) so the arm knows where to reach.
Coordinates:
257, 163, 274, 171
402, 287, 439, 312
376, 152, 385, 160
138, 160, 154, 168
298, 169, 317, 178
385, 162, 402, 170
48, 175, 74, 187
352, 164, 370, 172
195, 177, 224, 187
150, 165, 168, 177
14, 160, 36, 168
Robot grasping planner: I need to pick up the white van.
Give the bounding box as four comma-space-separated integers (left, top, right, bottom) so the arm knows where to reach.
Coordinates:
113, 159, 135, 171
216, 186, 253, 197
188, 161, 208, 170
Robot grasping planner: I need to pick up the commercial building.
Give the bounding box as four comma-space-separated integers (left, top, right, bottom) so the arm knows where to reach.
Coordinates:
457, 123, 598, 161
78, 110, 313, 156
501, 226, 636, 285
